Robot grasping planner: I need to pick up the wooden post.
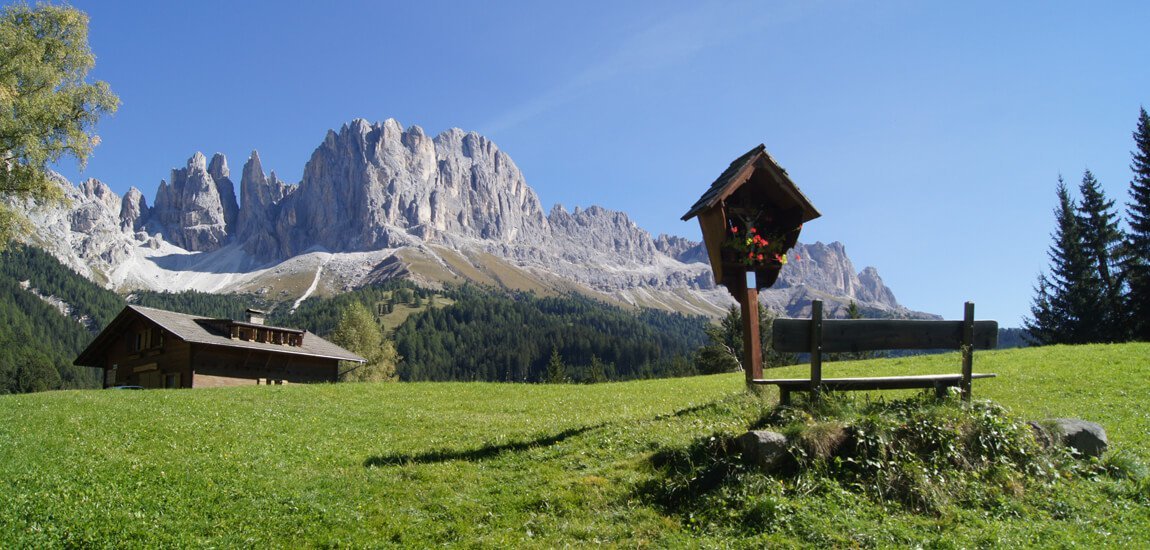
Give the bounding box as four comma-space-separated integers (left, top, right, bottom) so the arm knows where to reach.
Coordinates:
738, 273, 763, 384
810, 300, 823, 403
961, 301, 974, 402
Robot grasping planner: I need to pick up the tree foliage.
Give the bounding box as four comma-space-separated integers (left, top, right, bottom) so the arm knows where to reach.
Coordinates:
331, 301, 398, 383
0, 3, 118, 249
1124, 107, 1150, 341
1026, 177, 1110, 344
694, 304, 795, 375
1077, 169, 1125, 337
394, 284, 708, 382
0, 244, 121, 392
545, 347, 567, 384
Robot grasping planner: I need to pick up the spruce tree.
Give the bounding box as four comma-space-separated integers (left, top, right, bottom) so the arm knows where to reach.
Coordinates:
1026, 178, 1105, 344
546, 347, 567, 383
1124, 108, 1150, 341
1024, 274, 1060, 344
1076, 169, 1125, 339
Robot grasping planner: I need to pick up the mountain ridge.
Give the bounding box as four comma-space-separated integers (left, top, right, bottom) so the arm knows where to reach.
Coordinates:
10, 117, 935, 319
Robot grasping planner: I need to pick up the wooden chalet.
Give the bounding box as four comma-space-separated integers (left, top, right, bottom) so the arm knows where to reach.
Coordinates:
74, 305, 366, 388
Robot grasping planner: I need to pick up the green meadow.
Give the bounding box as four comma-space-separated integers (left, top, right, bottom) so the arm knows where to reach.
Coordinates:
1, 343, 1148, 547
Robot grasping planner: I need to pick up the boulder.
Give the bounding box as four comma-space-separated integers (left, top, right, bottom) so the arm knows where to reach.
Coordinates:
737, 430, 789, 472
1029, 418, 1108, 458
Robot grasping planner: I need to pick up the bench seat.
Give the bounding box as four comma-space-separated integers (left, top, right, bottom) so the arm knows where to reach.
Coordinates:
752, 373, 997, 404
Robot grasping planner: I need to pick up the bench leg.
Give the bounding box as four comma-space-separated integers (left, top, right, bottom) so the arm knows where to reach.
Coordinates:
934, 382, 947, 399
780, 388, 791, 406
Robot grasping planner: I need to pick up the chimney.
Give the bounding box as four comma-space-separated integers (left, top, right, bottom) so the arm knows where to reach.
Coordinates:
245, 308, 266, 325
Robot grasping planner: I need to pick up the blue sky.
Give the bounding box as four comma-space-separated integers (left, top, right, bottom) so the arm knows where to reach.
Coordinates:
42, 0, 1150, 327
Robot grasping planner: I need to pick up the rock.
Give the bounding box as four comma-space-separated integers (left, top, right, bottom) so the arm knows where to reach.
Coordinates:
737, 430, 790, 472
268, 118, 551, 258
120, 187, 149, 231
655, 234, 708, 264
1030, 418, 1108, 457
147, 152, 237, 252
208, 153, 239, 234
548, 204, 657, 263
236, 151, 289, 259
10, 117, 934, 321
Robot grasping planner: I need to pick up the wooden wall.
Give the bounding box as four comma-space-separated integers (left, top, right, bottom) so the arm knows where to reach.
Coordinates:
96, 315, 338, 388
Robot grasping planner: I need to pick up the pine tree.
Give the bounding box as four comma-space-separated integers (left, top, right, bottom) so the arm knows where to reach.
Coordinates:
1076, 169, 1125, 339
1124, 108, 1150, 341
1026, 178, 1106, 344
546, 347, 567, 383
1024, 274, 1060, 344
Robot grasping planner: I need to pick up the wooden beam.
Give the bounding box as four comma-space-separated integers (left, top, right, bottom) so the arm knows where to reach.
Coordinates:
737, 274, 763, 384
772, 319, 998, 353
810, 300, 823, 403
961, 302, 974, 402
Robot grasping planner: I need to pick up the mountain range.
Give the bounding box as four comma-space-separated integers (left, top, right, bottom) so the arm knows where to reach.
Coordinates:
10, 118, 931, 319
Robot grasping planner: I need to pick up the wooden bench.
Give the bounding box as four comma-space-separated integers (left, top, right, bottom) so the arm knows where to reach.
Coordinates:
753, 300, 998, 404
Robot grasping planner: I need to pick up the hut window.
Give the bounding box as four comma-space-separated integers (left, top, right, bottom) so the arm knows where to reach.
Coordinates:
238, 329, 250, 341
163, 372, 181, 388
134, 330, 151, 351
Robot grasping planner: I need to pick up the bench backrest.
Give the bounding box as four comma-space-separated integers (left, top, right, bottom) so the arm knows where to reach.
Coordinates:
768, 300, 998, 402
772, 319, 999, 353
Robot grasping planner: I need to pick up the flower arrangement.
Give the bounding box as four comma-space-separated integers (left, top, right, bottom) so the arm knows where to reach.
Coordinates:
725, 224, 801, 267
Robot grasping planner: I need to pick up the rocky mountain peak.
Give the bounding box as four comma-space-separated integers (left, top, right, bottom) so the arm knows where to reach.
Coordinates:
147, 152, 236, 252
15, 116, 927, 322
189, 151, 208, 172
655, 234, 708, 264
120, 187, 148, 232
208, 153, 229, 181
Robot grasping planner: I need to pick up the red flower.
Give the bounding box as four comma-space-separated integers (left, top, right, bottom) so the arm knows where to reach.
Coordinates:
747, 252, 754, 259
757, 254, 764, 261
749, 227, 757, 234
794, 253, 801, 261
731, 226, 739, 234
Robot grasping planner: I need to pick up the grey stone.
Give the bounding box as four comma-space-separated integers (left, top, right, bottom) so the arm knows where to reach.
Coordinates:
1032, 418, 1109, 458
147, 152, 236, 252
737, 430, 790, 473
120, 187, 149, 231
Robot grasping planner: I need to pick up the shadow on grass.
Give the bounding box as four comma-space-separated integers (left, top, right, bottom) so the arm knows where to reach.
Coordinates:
363, 425, 600, 467
363, 401, 732, 468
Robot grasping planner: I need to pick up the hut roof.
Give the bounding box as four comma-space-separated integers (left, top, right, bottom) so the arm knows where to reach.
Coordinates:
74, 305, 366, 367
681, 144, 821, 223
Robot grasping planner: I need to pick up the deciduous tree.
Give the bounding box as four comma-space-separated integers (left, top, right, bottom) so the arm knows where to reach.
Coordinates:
332, 301, 398, 382
0, 3, 118, 248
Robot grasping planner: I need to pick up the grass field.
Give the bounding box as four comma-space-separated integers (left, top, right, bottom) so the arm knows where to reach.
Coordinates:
1, 343, 1148, 547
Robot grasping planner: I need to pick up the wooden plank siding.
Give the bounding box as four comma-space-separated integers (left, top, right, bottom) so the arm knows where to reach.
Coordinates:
101, 318, 192, 388
78, 306, 349, 388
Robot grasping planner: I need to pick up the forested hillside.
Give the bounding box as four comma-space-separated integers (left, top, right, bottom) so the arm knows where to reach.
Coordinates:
394, 285, 709, 382
0, 246, 121, 392
0, 245, 712, 391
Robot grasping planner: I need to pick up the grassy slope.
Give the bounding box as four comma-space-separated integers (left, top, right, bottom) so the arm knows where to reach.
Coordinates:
1, 343, 1148, 547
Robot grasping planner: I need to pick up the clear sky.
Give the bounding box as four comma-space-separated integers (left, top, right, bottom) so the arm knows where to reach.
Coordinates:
40, 0, 1150, 327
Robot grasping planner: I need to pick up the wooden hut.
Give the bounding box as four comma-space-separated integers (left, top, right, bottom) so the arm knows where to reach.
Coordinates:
74, 305, 365, 388
682, 144, 821, 381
